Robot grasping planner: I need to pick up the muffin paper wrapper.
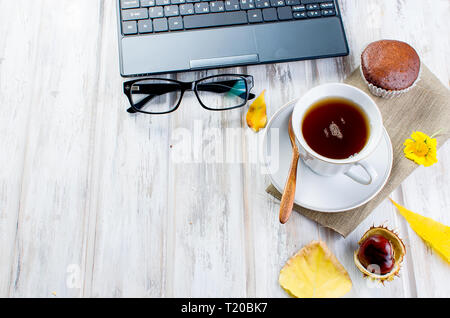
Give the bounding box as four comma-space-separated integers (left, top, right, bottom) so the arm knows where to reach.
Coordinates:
360, 64, 422, 99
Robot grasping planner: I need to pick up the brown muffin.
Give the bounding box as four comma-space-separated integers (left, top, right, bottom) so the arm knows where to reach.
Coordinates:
361, 40, 420, 91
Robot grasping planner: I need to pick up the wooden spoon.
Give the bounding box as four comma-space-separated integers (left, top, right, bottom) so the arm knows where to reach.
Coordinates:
279, 115, 300, 224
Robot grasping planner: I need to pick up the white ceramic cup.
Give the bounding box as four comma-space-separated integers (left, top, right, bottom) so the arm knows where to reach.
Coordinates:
291, 83, 383, 185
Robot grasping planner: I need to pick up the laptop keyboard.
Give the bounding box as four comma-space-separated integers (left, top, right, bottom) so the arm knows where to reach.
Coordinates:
120, 0, 337, 35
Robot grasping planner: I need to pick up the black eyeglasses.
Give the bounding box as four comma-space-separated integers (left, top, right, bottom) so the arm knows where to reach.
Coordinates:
123, 74, 255, 114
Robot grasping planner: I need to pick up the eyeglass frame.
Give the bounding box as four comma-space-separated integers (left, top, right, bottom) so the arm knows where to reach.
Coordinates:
123, 74, 255, 114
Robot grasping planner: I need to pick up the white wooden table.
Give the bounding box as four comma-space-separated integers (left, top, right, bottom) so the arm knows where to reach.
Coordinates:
0, 0, 449, 298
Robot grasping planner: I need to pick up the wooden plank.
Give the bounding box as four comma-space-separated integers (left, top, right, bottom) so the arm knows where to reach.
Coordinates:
81, 1, 173, 297
389, 0, 450, 299
0, 0, 104, 297
164, 68, 249, 297
0, 0, 41, 297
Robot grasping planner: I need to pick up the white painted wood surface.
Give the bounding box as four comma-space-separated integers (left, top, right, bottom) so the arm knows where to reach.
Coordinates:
0, 0, 449, 297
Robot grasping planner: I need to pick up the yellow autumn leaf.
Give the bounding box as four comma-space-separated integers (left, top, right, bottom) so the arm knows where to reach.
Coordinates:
279, 241, 352, 298
390, 199, 450, 263
246, 90, 267, 132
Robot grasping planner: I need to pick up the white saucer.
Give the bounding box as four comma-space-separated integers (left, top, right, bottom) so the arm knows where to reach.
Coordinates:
263, 100, 393, 213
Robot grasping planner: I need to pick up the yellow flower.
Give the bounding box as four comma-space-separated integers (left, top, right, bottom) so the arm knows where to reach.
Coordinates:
403, 131, 438, 167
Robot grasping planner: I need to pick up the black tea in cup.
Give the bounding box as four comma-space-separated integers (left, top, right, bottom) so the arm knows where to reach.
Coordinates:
301, 97, 369, 160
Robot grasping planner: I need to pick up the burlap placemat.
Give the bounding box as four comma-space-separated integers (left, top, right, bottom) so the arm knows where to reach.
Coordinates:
266, 64, 449, 237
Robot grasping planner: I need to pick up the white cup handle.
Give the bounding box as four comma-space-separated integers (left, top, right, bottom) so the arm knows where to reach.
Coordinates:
344, 160, 378, 185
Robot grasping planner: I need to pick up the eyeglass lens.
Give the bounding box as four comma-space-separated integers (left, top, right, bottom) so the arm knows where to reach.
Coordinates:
130, 79, 182, 114
196, 75, 248, 110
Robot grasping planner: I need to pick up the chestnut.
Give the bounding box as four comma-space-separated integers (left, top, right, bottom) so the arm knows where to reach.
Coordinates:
357, 234, 394, 275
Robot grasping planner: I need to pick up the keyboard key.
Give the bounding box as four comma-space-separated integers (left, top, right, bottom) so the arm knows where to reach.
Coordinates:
153, 18, 169, 31
164, 5, 180, 16
255, 0, 270, 8
121, 0, 140, 9
195, 2, 210, 13
156, 0, 170, 5
247, 9, 262, 23
301, 0, 321, 3
225, 0, 240, 11
240, 0, 255, 10
168, 16, 184, 30
184, 11, 248, 29
285, 0, 299, 5
306, 4, 319, 10
138, 19, 153, 33
141, 0, 156, 6
307, 10, 321, 18
277, 6, 292, 20
262, 8, 277, 21
270, 0, 285, 7
210, 1, 225, 12
320, 2, 334, 9
180, 3, 195, 15
171, 0, 186, 3
321, 9, 335, 16
293, 11, 307, 19
292, 5, 305, 11
149, 6, 164, 18
122, 21, 138, 34
122, 8, 149, 21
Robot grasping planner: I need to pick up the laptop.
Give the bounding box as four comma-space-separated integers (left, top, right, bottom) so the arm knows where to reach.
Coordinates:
116, 0, 349, 77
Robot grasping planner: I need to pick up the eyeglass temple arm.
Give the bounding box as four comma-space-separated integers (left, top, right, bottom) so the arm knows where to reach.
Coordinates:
133, 81, 254, 98
196, 81, 255, 99
127, 94, 157, 113
134, 80, 255, 99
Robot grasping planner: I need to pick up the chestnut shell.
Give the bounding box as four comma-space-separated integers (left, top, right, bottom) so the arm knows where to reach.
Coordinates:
354, 226, 406, 282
